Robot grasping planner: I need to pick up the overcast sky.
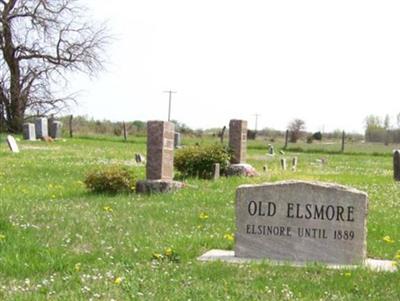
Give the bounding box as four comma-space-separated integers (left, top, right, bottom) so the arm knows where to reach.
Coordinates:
69, 1, 400, 133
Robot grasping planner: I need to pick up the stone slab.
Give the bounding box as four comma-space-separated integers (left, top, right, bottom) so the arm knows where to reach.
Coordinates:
174, 132, 181, 149
136, 179, 183, 194
213, 163, 220, 180
235, 181, 368, 265
6, 135, 19, 153
35, 118, 48, 138
49, 121, 62, 139
23, 123, 36, 141
197, 250, 397, 273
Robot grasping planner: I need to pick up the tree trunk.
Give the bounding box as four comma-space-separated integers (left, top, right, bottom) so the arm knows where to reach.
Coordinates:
2, 2, 23, 133
7, 112, 23, 133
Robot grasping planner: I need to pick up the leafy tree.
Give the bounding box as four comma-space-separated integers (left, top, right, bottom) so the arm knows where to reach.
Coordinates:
364, 115, 385, 142
0, 0, 109, 133
288, 119, 305, 143
171, 120, 194, 135
365, 115, 382, 129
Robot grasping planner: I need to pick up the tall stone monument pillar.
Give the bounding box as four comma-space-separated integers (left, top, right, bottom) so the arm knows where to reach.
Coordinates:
229, 119, 247, 164
146, 121, 175, 180
136, 121, 183, 193
227, 119, 257, 177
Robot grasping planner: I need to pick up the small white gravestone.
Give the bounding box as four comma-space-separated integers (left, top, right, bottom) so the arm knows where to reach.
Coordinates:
280, 158, 287, 170
292, 157, 298, 171
6, 135, 20, 153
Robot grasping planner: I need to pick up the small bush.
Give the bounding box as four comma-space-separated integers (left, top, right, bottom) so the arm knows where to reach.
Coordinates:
174, 144, 231, 179
84, 165, 137, 194
312, 131, 322, 141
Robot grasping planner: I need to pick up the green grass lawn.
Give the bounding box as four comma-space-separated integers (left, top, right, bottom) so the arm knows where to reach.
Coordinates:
0, 135, 399, 300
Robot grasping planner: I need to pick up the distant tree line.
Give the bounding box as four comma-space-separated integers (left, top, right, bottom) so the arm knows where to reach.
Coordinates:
365, 114, 400, 143
55, 116, 204, 137
59, 116, 147, 137
3, 114, 382, 143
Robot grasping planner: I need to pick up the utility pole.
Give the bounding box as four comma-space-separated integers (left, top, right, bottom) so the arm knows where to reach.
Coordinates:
253, 114, 261, 132
164, 90, 177, 121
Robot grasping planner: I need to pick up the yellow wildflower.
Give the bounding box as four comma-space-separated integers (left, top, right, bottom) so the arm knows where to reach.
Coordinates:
152, 253, 163, 260
74, 263, 81, 272
164, 247, 173, 257
383, 235, 395, 244
199, 212, 208, 220
0, 234, 5, 241
224, 233, 234, 241
344, 272, 351, 277
103, 206, 113, 213
114, 277, 122, 285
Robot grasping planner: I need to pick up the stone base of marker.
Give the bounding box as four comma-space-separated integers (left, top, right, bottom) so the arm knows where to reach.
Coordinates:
197, 250, 397, 273
226, 163, 258, 177
136, 179, 184, 194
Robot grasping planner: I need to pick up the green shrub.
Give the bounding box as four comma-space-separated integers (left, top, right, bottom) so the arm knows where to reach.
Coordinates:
174, 144, 231, 179
84, 165, 137, 194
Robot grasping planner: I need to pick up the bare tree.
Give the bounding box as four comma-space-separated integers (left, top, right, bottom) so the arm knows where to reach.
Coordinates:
0, 0, 109, 133
288, 118, 305, 143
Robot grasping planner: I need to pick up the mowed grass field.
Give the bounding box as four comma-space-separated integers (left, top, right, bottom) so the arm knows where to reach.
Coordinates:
0, 135, 399, 300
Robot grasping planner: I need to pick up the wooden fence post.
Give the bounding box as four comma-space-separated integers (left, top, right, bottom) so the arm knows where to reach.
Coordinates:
341, 131, 345, 152
123, 121, 127, 142
69, 115, 73, 138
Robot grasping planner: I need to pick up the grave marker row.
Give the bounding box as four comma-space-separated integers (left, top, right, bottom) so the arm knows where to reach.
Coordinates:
23, 118, 62, 140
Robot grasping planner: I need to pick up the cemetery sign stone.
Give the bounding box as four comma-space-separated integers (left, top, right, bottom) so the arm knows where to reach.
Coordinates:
235, 181, 368, 265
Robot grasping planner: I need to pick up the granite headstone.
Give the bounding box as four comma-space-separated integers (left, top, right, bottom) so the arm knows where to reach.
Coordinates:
23, 123, 36, 141
235, 181, 368, 265
49, 121, 62, 139
229, 119, 247, 164
136, 121, 183, 193
6, 135, 19, 153
35, 118, 48, 138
